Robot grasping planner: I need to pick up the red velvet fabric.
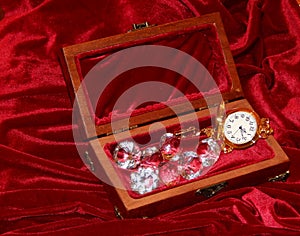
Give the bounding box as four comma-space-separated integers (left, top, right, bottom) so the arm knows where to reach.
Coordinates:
76, 24, 232, 125
1, 0, 300, 235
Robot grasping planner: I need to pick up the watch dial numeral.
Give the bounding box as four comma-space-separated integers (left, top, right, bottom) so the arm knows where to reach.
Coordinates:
250, 127, 255, 132
246, 117, 250, 121
235, 115, 239, 119
250, 121, 254, 126
227, 125, 231, 129
241, 114, 245, 118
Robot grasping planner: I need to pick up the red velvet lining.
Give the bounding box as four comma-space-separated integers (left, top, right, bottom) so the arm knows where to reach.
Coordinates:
104, 115, 274, 199
74, 24, 232, 125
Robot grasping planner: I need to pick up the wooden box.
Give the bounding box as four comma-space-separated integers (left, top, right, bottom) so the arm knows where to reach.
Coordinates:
60, 13, 289, 218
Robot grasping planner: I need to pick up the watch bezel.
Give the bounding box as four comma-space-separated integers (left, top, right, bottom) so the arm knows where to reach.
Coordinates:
223, 108, 261, 150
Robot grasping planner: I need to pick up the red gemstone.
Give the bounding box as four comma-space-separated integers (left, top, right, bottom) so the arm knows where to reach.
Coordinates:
115, 148, 130, 160
196, 142, 209, 155
159, 161, 181, 186
141, 149, 163, 167
113, 141, 141, 169
160, 133, 180, 160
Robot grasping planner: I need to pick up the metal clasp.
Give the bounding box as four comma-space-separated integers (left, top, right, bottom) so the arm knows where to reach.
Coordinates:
268, 170, 290, 182
114, 206, 124, 220
196, 182, 228, 198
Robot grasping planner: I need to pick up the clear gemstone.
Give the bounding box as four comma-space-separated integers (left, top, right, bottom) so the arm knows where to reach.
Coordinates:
203, 138, 221, 154
198, 138, 220, 167
113, 141, 141, 169
200, 154, 217, 167
178, 151, 202, 180
142, 146, 159, 157
130, 167, 159, 194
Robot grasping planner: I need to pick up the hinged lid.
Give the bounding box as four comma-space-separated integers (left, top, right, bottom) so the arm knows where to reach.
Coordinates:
61, 12, 243, 139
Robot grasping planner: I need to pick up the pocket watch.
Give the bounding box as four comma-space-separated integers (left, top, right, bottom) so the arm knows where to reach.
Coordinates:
222, 108, 273, 153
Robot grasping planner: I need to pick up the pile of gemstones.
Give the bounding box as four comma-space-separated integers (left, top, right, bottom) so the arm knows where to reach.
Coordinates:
113, 129, 221, 195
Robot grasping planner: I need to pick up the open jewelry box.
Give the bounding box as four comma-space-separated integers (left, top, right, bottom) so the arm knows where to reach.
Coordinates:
60, 13, 290, 218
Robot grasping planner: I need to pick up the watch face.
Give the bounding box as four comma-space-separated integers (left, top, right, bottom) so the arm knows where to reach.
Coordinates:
224, 110, 258, 146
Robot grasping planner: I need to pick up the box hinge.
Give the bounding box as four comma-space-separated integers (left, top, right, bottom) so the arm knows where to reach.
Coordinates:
268, 170, 290, 182
128, 22, 155, 32
133, 22, 149, 30
195, 182, 228, 198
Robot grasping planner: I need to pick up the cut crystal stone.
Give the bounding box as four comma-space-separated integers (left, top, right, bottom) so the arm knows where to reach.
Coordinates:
130, 167, 159, 194
159, 133, 180, 160
159, 161, 181, 186
198, 138, 220, 167
178, 151, 203, 180
113, 141, 141, 169
141, 146, 162, 167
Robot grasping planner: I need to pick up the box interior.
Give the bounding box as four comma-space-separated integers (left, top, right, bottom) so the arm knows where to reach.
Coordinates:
103, 112, 275, 199
74, 23, 232, 126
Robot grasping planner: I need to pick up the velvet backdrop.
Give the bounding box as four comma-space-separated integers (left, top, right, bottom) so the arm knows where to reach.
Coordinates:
1, 0, 300, 235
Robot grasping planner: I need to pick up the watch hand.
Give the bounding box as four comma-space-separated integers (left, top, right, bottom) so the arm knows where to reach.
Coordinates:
240, 128, 244, 138
241, 127, 251, 136
233, 126, 241, 136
